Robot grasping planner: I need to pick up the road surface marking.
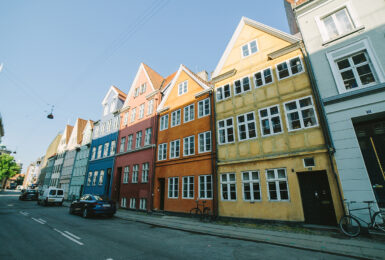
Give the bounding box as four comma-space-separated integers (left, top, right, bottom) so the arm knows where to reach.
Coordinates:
32, 218, 45, 224
64, 231, 81, 240
54, 228, 83, 246
38, 218, 46, 223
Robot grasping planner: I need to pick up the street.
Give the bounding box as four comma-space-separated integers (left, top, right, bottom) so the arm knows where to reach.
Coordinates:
0, 190, 352, 260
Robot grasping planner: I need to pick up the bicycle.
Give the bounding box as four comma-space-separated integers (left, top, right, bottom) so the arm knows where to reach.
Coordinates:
189, 200, 212, 222
339, 200, 385, 237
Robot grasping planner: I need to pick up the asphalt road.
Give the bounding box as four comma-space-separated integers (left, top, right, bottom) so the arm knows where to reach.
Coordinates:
0, 190, 352, 260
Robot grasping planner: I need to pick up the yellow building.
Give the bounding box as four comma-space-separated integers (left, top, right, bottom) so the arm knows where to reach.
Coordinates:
212, 17, 343, 225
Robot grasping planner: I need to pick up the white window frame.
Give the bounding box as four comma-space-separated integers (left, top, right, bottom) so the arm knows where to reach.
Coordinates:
276, 56, 304, 80
183, 135, 195, 156
123, 166, 129, 184
142, 163, 149, 183
253, 67, 273, 88
170, 139, 180, 159
266, 168, 290, 201
171, 109, 181, 127
241, 39, 258, 58
139, 103, 145, 119
217, 117, 235, 145
237, 111, 257, 141
216, 84, 231, 102
233, 76, 251, 95
198, 98, 210, 118
283, 96, 319, 132
198, 131, 211, 153
135, 131, 142, 148
168, 177, 179, 198
259, 105, 283, 137
160, 114, 169, 131
132, 164, 139, 183
241, 171, 261, 202
144, 128, 152, 145
199, 175, 212, 199
182, 176, 194, 199
178, 80, 188, 96
220, 173, 237, 201
158, 143, 167, 161
183, 104, 195, 123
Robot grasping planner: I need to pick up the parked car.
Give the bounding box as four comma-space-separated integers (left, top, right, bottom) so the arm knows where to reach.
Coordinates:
69, 194, 116, 218
19, 189, 38, 201
37, 188, 64, 206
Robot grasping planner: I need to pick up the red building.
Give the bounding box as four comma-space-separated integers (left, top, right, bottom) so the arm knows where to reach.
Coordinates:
112, 63, 173, 211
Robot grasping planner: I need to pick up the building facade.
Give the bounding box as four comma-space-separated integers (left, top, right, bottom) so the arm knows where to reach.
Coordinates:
291, 0, 385, 215
211, 17, 343, 225
112, 63, 164, 211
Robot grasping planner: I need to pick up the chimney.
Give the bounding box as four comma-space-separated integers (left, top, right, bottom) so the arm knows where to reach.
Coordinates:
197, 70, 209, 82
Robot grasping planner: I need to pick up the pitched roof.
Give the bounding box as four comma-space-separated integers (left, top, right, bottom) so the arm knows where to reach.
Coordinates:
143, 63, 164, 90
212, 16, 301, 78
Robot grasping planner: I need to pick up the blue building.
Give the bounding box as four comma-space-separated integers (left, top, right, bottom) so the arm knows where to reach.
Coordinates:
83, 86, 126, 199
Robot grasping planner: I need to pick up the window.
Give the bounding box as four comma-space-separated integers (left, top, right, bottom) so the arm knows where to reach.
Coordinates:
158, 143, 167, 161
234, 76, 251, 95
123, 166, 129, 183
321, 8, 354, 41
241, 39, 258, 57
110, 140, 116, 155
254, 68, 273, 87
130, 198, 136, 209
171, 109, 181, 127
198, 98, 210, 118
336, 51, 377, 91
237, 112, 257, 141
144, 128, 152, 145
98, 170, 104, 186
103, 142, 110, 157
160, 114, 169, 130
183, 136, 195, 156
218, 118, 235, 144
127, 134, 133, 151
120, 137, 126, 153
276, 57, 304, 80
139, 198, 146, 210
178, 81, 188, 95
284, 96, 318, 131
198, 131, 211, 153
130, 108, 136, 122
142, 163, 149, 183
266, 168, 289, 201
121, 197, 126, 208
135, 131, 142, 148
216, 84, 231, 101
140, 83, 147, 94
91, 147, 96, 160
147, 99, 154, 115
134, 87, 139, 97
168, 177, 179, 198
123, 112, 128, 126
259, 105, 283, 136
132, 165, 139, 183
136, 104, 143, 120
92, 171, 98, 186
97, 145, 102, 158
183, 104, 194, 123
242, 171, 261, 201
182, 176, 194, 199
170, 139, 180, 159
87, 172, 92, 186
199, 175, 212, 199
221, 173, 236, 201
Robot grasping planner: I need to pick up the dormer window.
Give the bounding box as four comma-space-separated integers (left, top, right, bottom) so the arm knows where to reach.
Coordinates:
178, 81, 188, 95
241, 40, 258, 58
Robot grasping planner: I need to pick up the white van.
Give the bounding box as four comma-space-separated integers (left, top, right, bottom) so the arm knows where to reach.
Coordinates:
37, 188, 64, 206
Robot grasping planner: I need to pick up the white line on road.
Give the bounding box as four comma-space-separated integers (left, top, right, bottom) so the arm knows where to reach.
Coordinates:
32, 218, 45, 224
54, 228, 83, 246
64, 231, 81, 240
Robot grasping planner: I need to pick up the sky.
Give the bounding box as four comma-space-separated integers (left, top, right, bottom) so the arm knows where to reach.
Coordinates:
0, 0, 290, 170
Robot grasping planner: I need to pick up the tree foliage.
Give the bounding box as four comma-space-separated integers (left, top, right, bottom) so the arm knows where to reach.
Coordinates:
0, 154, 21, 182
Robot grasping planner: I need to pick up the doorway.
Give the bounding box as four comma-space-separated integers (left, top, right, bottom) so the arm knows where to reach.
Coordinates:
354, 118, 385, 207
159, 178, 165, 210
297, 171, 337, 225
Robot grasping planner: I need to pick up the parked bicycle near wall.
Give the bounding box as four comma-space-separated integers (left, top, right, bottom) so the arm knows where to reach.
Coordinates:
190, 200, 212, 222
339, 200, 385, 237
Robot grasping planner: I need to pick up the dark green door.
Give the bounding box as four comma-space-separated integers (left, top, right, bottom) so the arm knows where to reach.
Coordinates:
297, 171, 337, 225
354, 118, 385, 207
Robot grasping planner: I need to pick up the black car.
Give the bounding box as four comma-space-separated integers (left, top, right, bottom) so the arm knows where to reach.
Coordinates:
69, 194, 116, 218
19, 190, 38, 201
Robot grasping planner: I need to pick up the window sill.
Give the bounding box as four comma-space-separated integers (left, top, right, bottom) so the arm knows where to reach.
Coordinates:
322, 26, 365, 46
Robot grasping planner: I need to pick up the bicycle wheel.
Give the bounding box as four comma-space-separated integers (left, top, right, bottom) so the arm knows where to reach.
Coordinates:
202, 207, 212, 222
189, 208, 201, 218
373, 210, 385, 232
339, 215, 361, 237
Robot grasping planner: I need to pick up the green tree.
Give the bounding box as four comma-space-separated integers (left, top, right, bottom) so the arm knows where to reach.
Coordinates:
0, 154, 21, 188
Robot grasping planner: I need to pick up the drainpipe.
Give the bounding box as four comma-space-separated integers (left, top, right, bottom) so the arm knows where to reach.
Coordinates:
294, 10, 346, 215
210, 86, 219, 219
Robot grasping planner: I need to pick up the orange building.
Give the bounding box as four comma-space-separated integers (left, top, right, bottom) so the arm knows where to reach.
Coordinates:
153, 65, 216, 215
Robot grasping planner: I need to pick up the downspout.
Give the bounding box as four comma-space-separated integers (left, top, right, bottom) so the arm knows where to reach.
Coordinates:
294, 8, 346, 215
210, 86, 219, 219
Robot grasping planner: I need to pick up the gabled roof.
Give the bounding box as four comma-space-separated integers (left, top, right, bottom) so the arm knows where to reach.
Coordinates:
157, 64, 210, 112
123, 63, 164, 108
102, 85, 127, 105
212, 16, 301, 78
